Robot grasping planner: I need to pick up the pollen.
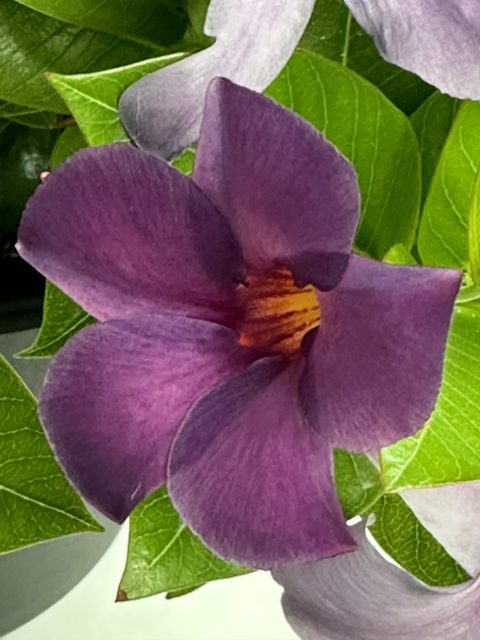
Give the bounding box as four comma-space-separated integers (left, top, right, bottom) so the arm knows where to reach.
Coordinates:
236, 266, 321, 358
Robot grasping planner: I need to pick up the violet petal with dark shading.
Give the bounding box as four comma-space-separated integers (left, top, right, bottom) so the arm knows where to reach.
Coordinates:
168, 357, 356, 568
119, 0, 315, 159
17, 144, 244, 324
345, 0, 480, 99
274, 525, 480, 640
39, 315, 252, 522
300, 255, 461, 451
194, 78, 359, 289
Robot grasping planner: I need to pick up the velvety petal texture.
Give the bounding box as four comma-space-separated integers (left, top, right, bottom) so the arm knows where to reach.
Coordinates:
17, 144, 244, 324
168, 358, 356, 569
40, 315, 251, 522
119, 0, 315, 158
274, 525, 480, 640
300, 255, 461, 450
345, 0, 480, 99
194, 79, 359, 289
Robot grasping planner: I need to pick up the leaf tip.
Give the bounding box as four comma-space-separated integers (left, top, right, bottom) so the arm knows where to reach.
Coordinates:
116, 587, 129, 603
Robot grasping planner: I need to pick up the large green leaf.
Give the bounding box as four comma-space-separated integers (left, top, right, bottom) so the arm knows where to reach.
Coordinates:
410, 92, 460, 205
381, 299, 480, 491
0, 355, 102, 553
369, 495, 470, 587
0, 122, 58, 236
50, 126, 87, 168
334, 449, 383, 519
266, 50, 421, 259
118, 487, 250, 601
48, 53, 187, 146
418, 101, 480, 270
14, 0, 190, 48
299, 0, 434, 114
0, 100, 57, 129
19, 283, 94, 359
469, 172, 480, 285
0, 1, 168, 113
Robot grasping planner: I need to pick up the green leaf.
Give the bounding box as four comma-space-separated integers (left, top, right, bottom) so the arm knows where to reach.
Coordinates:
369, 495, 470, 587
0, 100, 57, 129
334, 449, 382, 519
0, 0, 170, 113
14, 0, 189, 48
0, 355, 102, 553
418, 101, 480, 270
0, 122, 58, 236
381, 300, 480, 490
50, 126, 87, 168
383, 243, 417, 266
468, 171, 480, 285
410, 92, 460, 205
299, 0, 434, 114
172, 147, 196, 176
118, 487, 250, 601
266, 50, 421, 259
48, 53, 187, 146
19, 283, 94, 359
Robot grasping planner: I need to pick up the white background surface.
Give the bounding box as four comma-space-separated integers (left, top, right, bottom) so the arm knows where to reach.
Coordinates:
4, 524, 298, 640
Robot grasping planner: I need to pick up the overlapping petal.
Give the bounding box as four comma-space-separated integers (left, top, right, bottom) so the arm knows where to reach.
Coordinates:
300, 255, 461, 450
168, 358, 355, 568
119, 0, 315, 159
39, 315, 251, 522
17, 144, 245, 324
274, 525, 480, 640
345, 0, 480, 100
194, 79, 360, 289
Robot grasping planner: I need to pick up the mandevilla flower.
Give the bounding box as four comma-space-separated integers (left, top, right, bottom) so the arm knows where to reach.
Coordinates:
345, 0, 480, 100
17, 79, 460, 568
119, 0, 315, 158
274, 524, 480, 640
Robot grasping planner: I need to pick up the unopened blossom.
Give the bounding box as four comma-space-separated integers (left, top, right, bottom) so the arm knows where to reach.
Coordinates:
274, 524, 480, 640
345, 0, 480, 100
17, 79, 460, 568
119, 0, 315, 159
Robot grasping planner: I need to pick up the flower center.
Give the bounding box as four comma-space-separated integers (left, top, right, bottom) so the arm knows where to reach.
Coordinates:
236, 266, 320, 358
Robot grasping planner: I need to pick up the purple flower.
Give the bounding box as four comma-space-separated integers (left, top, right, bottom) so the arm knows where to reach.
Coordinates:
17, 79, 460, 569
345, 0, 480, 100
274, 524, 480, 640
119, 0, 315, 159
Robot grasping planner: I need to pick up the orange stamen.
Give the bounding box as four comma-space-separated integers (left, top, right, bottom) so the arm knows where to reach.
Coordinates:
236, 266, 320, 358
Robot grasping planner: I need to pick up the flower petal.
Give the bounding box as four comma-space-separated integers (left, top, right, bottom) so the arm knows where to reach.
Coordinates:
119, 0, 315, 159
193, 78, 360, 289
345, 0, 480, 100
274, 525, 480, 640
168, 357, 356, 569
39, 315, 251, 522
300, 255, 461, 450
17, 144, 244, 324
